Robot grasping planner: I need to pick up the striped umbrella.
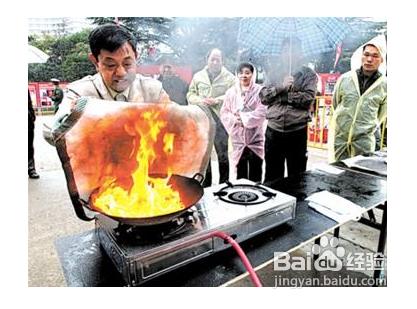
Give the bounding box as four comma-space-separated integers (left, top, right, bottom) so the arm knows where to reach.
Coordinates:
238, 17, 350, 73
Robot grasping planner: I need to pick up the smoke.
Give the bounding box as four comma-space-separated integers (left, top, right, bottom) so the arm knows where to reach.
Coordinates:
138, 17, 386, 81
147, 17, 242, 74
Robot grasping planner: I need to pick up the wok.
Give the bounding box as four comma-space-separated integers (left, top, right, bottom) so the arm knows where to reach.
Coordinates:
87, 173, 204, 226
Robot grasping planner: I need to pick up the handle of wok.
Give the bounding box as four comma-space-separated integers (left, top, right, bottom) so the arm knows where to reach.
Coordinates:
193, 173, 205, 185
71, 197, 95, 221
54, 135, 95, 222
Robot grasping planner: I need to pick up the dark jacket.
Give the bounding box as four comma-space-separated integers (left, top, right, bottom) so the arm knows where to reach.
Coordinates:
28, 91, 36, 125
259, 66, 317, 132
356, 67, 382, 95
51, 87, 64, 106
158, 75, 189, 105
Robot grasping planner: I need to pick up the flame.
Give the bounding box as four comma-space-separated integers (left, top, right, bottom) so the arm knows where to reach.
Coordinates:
91, 108, 185, 218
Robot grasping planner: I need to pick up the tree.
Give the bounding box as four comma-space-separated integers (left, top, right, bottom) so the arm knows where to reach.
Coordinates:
28, 29, 96, 82
88, 17, 242, 71
28, 17, 386, 83
88, 17, 175, 63
168, 18, 242, 72
55, 17, 70, 37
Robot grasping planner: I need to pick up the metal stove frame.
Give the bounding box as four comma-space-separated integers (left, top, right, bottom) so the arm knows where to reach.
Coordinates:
95, 179, 297, 286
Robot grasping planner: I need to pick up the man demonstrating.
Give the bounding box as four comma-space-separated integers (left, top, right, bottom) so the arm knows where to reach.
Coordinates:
328, 43, 387, 162
187, 48, 235, 186
54, 23, 168, 121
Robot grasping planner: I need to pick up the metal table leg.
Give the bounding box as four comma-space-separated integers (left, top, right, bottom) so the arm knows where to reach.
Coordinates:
373, 202, 387, 286
313, 237, 320, 260
333, 227, 340, 238
367, 209, 377, 222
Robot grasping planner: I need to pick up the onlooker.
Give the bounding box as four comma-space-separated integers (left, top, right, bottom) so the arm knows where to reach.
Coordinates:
50, 78, 64, 114
28, 91, 40, 179
260, 39, 317, 183
187, 48, 235, 186
220, 62, 266, 182
328, 43, 387, 162
54, 23, 169, 121
158, 63, 189, 105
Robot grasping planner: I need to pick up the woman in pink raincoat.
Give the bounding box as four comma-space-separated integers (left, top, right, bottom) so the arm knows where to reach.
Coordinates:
220, 62, 267, 182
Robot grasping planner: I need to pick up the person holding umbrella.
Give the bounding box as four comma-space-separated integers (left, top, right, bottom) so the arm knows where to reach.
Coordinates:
259, 38, 317, 183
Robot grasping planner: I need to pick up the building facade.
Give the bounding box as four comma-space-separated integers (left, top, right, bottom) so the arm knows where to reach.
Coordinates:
28, 18, 92, 36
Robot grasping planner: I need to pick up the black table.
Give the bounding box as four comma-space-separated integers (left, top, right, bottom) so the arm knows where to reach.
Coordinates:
329, 154, 387, 282
55, 168, 386, 287
331, 152, 387, 179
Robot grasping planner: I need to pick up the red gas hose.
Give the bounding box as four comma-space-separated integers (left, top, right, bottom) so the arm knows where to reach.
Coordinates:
209, 230, 263, 287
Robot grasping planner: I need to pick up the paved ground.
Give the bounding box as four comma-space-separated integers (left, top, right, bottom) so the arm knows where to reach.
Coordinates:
28, 115, 386, 287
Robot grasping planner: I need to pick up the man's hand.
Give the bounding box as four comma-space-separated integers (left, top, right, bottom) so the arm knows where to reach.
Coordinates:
203, 97, 217, 105
70, 99, 77, 111
283, 76, 294, 91
234, 112, 243, 127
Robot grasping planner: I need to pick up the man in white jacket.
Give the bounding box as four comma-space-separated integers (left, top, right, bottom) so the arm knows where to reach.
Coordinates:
54, 23, 169, 123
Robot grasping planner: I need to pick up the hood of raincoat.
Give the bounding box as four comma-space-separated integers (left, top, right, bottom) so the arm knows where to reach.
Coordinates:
350, 34, 387, 75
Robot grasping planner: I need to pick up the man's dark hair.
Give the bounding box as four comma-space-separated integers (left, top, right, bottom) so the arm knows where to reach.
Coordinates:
362, 43, 379, 53
362, 43, 376, 51
88, 24, 138, 60
237, 62, 254, 73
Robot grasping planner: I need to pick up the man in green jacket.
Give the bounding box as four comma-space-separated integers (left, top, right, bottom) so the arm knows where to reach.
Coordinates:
328, 43, 387, 162
187, 48, 235, 186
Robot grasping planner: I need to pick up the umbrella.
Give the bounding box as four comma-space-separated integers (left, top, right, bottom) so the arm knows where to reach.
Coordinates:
237, 17, 350, 73
28, 45, 49, 64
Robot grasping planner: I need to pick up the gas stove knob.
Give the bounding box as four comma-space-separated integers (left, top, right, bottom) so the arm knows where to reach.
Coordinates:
185, 215, 195, 224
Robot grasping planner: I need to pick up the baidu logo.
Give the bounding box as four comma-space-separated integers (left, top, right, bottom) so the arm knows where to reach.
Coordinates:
312, 236, 346, 271
274, 235, 346, 272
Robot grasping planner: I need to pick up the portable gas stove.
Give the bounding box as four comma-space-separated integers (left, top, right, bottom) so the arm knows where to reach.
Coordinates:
95, 179, 297, 286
